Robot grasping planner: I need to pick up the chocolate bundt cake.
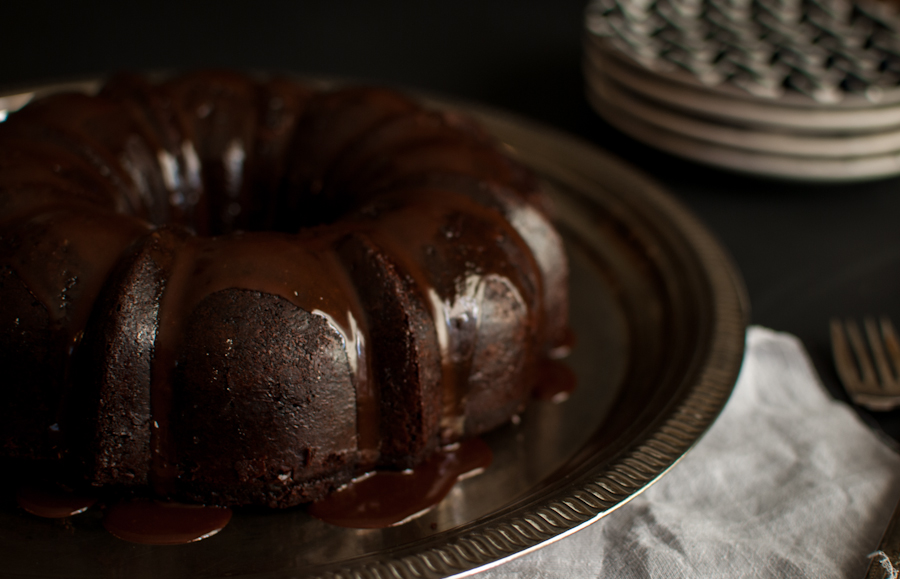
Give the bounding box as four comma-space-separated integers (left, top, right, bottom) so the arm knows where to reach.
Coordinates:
0, 71, 569, 508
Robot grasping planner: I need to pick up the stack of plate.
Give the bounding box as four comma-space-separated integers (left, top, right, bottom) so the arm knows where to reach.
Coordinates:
585, 0, 900, 181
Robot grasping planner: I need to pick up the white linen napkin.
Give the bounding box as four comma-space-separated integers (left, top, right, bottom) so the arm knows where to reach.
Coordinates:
479, 326, 900, 578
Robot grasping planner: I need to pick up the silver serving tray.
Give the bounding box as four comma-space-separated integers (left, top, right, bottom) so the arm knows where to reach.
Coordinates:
0, 79, 748, 578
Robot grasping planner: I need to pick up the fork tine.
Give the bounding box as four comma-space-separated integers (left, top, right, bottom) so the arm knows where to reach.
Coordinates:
865, 317, 896, 389
879, 317, 900, 386
831, 319, 864, 390
844, 318, 879, 387
832, 317, 900, 411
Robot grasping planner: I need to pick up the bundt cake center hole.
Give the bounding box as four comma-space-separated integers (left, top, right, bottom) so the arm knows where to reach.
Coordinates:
175, 185, 348, 236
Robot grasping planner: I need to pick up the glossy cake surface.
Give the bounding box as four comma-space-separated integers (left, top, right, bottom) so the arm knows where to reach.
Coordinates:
0, 71, 569, 508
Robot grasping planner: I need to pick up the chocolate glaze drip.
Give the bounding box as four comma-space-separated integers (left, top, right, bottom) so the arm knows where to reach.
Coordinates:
308, 438, 492, 528
149, 235, 199, 495
14, 480, 231, 544
70, 227, 190, 489
16, 485, 98, 519
361, 188, 541, 440
103, 499, 232, 545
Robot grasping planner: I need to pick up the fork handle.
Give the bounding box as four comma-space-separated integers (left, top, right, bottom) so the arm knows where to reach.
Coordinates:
866, 493, 900, 578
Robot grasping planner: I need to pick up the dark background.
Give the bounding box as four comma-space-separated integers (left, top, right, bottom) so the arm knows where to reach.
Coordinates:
3, 1, 900, 439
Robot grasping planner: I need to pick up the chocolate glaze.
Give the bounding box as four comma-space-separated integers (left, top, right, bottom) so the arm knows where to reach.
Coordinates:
161, 71, 263, 235
279, 86, 418, 228
70, 226, 190, 490
16, 485, 97, 519
0, 71, 571, 510
103, 499, 232, 545
335, 231, 442, 468
0, 207, 149, 460
99, 73, 206, 228
360, 188, 541, 439
0, 93, 163, 220
0, 139, 122, 222
308, 438, 492, 528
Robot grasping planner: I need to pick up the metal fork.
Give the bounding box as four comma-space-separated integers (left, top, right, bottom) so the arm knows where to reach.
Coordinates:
830, 317, 900, 412
831, 317, 900, 579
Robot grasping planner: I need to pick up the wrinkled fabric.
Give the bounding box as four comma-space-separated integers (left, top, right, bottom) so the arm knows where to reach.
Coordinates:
479, 327, 900, 579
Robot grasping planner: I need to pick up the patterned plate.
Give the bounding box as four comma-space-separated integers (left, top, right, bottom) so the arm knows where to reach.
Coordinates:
586, 45, 900, 132
586, 0, 900, 106
587, 65, 900, 156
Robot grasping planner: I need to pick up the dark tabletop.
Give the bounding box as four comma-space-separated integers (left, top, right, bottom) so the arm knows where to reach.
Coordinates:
3, 0, 899, 440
